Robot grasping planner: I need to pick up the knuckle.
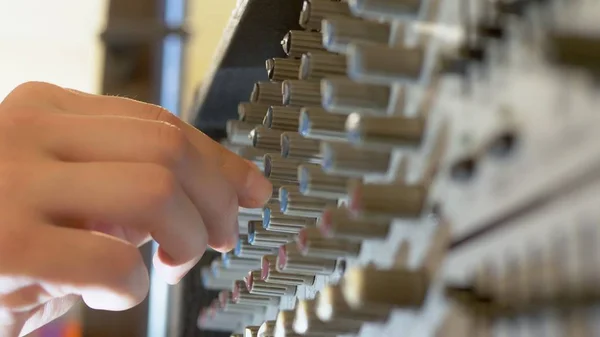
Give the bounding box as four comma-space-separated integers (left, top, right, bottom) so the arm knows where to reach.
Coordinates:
147, 104, 178, 125
142, 166, 178, 209
0, 165, 28, 201
154, 123, 187, 167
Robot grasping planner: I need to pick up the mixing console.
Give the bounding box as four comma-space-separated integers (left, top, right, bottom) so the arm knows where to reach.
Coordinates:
194, 0, 600, 336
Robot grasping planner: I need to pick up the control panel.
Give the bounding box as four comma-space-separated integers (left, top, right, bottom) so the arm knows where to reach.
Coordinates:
195, 0, 600, 336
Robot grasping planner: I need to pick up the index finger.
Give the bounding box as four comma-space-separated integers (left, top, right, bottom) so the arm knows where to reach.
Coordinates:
3, 82, 273, 208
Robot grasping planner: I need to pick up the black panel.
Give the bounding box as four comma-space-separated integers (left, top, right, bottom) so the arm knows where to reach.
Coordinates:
192, 0, 305, 132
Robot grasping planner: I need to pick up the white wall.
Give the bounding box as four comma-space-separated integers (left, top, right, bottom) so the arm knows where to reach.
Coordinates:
0, 0, 108, 99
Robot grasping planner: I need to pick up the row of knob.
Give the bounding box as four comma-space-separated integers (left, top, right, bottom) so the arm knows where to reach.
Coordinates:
200, 0, 445, 333
196, 0, 538, 334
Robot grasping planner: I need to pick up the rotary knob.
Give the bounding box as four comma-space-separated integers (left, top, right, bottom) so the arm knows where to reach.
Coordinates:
294, 299, 363, 335
318, 206, 392, 241
244, 270, 298, 297
262, 202, 317, 234
348, 180, 427, 219
277, 243, 338, 275
317, 284, 389, 322
247, 220, 295, 247
261, 255, 316, 286
278, 185, 338, 217
296, 227, 362, 259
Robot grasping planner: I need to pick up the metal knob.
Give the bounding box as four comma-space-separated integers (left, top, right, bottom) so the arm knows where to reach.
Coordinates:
346, 113, 425, 148
279, 185, 338, 217
227, 120, 256, 146
320, 141, 391, 176
299, 0, 352, 31
342, 265, 429, 310
245, 270, 298, 297
262, 202, 317, 234
248, 220, 295, 247
211, 260, 249, 279
222, 299, 267, 314
201, 267, 235, 290
258, 320, 276, 337
269, 179, 296, 200
318, 206, 391, 241
235, 235, 279, 259
298, 107, 347, 141
294, 299, 362, 335
266, 58, 302, 81
321, 16, 391, 53
281, 30, 327, 58
232, 280, 281, 306
296, 227, 362, 259
250, 127, 283, 152
282, 80, 323, 107
221, 252, 263, 270
347, 43, 426, 85
238, 103, 270, 125
245, 326, 261, 337
320, 77, 393, 115
298, 163, 349, 199
277, 243, 338, 275
316, 284, 389, 322
348, 180, 427, 219
237, 146, 270, 169
299, 52, 348, 80
261, 255, 316, 286
250, 81, 283, 104
264, 154, 302, 183
347, 0, 423, 20
280, 132, 322, 161
264, 106, 302, 131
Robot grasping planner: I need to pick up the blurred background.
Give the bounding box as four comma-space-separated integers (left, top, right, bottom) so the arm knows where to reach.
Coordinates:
0, 0, 237, 336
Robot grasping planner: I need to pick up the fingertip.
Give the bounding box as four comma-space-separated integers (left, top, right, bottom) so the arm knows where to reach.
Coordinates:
240, 166, 273, 207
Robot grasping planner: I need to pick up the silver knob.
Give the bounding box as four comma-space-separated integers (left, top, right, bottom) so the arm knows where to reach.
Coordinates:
211, 260, 249, 279
320, 77, 393, 115
245, 270, 298, 297
237, 147, 270, 169
250, 81, 283, 104
261, 255, 316, 286
318, 206, 391, 241
347, 43, 426, 85
299, 52, 348, 80
347, 0, 424, 20
222, 299, 267, 314
262, 202, 317, 234
294, 299, 362, 335
247, 220, 295, 248
221, 252, 263, 270
278, 185, 338, 217
281, 132, 322, 161
227, 120, 255, 146
264, 106, 302, 131
317, 284, 389, 322
299, 0, 352, 31
320, 141, 391, 176
250, 127, 283, 152
321, 16, 391, 53
348, 180, 427, 219
298, 164, 349, 199
342, 265, 429, 310
282, 80, 323, 107
298, 107, 347, 141
296, 227, 362, 259
232, 280, 281, 306
276, 243, 338, 275
346, 113, 425, 148
264, 154, 302, 183
266, 58, 302, 81
258, 320, 276, 337
235, 235, 279, 259
281, 30, 327, 58
238, 103, 270, 125
245, 326, 261, 337
269, 178, 296, 200
201, 267, 235, 290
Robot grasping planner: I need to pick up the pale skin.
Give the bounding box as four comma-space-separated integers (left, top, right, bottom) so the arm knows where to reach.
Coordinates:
0, 81, 272, 337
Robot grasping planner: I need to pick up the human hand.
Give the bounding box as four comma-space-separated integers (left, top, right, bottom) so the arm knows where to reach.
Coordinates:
0, 82, 272, 336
